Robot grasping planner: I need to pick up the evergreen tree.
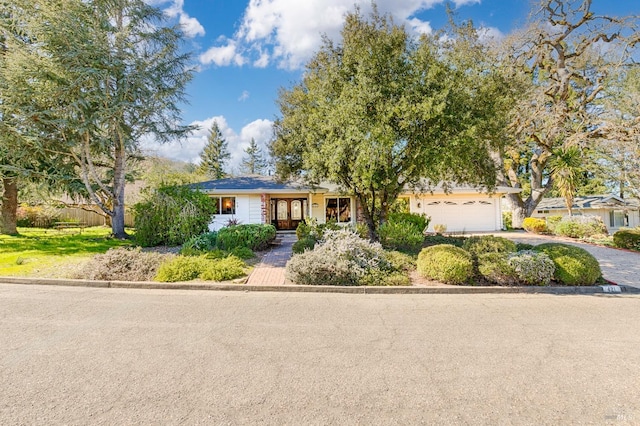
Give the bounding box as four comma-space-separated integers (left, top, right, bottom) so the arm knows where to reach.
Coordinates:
198, 121, 230, 179
240, 138, 267, 175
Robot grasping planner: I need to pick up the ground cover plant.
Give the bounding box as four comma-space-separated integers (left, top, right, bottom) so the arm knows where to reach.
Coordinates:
155, 255, 246, 282
0, 227, 131, 277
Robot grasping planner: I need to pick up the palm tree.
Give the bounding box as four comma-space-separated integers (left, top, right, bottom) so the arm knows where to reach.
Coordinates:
550, 146, 582, 215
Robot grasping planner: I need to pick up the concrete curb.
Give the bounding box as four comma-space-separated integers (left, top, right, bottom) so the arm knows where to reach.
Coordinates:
1, 276, 638, 295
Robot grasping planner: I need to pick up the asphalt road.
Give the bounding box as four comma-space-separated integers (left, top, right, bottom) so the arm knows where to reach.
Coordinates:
1, 284, 639, 425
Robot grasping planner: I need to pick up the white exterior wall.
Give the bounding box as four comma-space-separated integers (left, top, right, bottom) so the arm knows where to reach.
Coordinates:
629, 211, 640, 228
409, 194, 502, 233
208, 194, 263, 231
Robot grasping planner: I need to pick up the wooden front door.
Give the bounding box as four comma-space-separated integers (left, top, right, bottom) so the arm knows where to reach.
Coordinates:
274, 198, 305, 230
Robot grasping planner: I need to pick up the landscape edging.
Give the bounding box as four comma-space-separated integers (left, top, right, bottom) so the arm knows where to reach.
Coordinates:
0, 276, 638, 294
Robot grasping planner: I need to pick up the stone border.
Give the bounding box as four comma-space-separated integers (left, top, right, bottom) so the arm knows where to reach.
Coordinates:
1, 276, 638, 295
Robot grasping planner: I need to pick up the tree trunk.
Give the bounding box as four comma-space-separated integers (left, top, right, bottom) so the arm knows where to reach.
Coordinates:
1, 177, 19, 235
357, 194, 379, 242
111, 140, 128, 239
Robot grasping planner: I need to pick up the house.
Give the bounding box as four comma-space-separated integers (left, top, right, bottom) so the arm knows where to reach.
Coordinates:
531, 195, 640, 232
193, 176, 520, 233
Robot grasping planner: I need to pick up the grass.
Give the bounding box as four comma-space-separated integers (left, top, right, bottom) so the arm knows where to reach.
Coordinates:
0, 227, 132, 278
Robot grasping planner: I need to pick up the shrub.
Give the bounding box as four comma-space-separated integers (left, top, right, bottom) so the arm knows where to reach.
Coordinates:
423, 234, 466, 248
534, 243, 601, 285
217, 224, 276, 251
134, 186, 217, 247
515, 242, 535, 251
199, 256, 246, 281
384, 251, 416, 272
80, 247, 170, 281
292, 237, 316, 254
285, 229, 392, 286
181, 231, 218, 254
229, 246, 255, 260
379, 220, 424, 253
552, 215, 608, 239
432, 224, 447, 234
155, 255, 246, 282
613, 228, 640, 250
416, 244, 474, 285
462, 235, 516, 257
522, 217, 548, 234
502, 211, 513, 230
295, 218, 340, 241
16, 205, 60, 228
507, 250, 555, 286
546, 215, 562, 233
477, 253, 518, 285
388, 212, 430, 232
361, 270, 411, 286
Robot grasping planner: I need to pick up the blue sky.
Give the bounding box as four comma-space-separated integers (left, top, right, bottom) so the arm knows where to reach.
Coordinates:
143, 0, 639, 172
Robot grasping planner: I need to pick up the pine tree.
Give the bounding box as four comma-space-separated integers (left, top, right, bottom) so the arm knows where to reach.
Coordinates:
240, 138, 267, 175
198, 121, 230, 179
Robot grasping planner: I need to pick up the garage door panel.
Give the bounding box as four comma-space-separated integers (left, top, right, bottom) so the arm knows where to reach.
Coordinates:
422, 199, 496, 232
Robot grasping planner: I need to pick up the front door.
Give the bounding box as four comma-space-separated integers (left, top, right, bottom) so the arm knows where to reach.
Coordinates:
274, 198, 305, 230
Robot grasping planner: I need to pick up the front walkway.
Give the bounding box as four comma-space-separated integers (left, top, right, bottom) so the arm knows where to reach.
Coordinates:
246, 233, 296, 285
496, 232, 640, 288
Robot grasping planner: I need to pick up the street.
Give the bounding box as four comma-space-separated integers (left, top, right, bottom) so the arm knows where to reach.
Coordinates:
1, 284, 639, 424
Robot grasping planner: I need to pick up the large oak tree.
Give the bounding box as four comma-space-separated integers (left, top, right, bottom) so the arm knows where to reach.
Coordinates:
271, 8, 514, 240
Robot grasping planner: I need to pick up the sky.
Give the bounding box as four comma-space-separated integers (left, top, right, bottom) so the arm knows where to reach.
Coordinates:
142, 0, 639, 173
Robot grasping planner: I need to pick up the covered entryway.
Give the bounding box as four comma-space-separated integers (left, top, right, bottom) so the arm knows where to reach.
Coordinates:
271, 198, 307, 230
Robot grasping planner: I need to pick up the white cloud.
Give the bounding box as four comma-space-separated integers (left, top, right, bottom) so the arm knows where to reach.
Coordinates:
163, 0, 205, 38
199, 39, 246, 67
141, 116, 274, 173
238, 90, 250, 102
200, 0, 481, 70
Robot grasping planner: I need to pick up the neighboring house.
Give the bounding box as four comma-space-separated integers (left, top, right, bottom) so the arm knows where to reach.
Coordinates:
531, 195, 640, 232
193, 176, 520, 233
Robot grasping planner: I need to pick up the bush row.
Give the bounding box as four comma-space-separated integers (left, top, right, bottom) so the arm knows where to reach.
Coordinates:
79, 247, 249, 283
523, 214, 608, 239
415, 236, 601, 286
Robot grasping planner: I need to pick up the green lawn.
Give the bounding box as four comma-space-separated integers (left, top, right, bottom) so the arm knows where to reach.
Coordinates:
0, 227, 132, 278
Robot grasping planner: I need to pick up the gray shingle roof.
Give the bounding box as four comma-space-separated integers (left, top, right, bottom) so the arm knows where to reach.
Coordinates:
190, 175, 327, 193
536, 195, 639, 210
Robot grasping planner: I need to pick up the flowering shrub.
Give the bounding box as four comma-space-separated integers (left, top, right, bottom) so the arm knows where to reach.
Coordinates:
522, 217, 548, 234
507, 250, 555, 286
552, 215, 608, 238
286, 229, 395, 286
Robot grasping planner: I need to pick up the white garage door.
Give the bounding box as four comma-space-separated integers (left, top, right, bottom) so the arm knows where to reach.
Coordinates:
422, 198, 497, 232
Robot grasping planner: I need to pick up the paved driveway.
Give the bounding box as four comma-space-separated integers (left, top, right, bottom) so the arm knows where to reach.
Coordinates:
1, 285, 639, 424
496, 232, 640, 288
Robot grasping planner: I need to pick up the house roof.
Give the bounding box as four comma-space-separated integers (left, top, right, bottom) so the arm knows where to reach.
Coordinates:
536, 195, 639, 210
190, 175, 329, 194
191, 175, 521, 196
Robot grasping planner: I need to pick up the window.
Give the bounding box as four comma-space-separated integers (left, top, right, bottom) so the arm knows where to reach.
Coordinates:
210, 196, 236, 215
326, 197, 351, 223
291, 200, 302, 220
610, 210, 625, 228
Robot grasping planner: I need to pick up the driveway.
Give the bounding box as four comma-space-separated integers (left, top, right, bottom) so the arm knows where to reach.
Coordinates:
496, 231, 640, 288
1, 284, 639, 424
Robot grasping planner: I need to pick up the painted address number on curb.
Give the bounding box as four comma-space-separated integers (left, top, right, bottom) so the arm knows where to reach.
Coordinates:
601, 285, 622, 293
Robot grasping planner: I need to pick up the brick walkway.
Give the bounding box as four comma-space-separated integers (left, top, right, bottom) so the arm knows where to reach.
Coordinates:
246, 233, 297, 285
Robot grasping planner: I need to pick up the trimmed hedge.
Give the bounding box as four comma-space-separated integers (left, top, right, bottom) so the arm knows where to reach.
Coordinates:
477, 252, 518, 285
217, 224, 276, 251
417, 244, 474, 285
613, 229, 640, 250
533, 243, 601, 285
462, 235, 516, 257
